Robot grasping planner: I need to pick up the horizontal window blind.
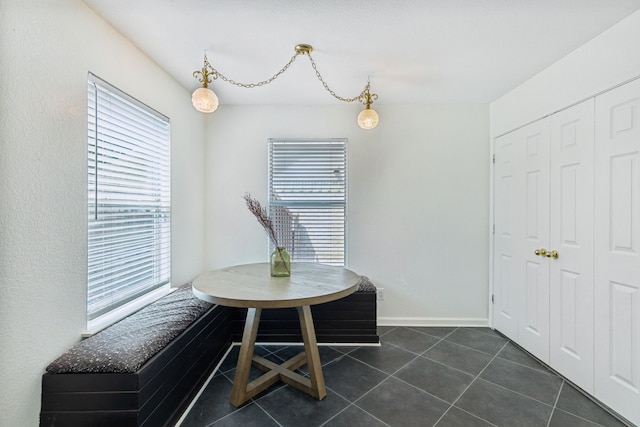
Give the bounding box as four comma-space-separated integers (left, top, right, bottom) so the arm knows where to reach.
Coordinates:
87, 74, 171, 321
269, 139, 346, 266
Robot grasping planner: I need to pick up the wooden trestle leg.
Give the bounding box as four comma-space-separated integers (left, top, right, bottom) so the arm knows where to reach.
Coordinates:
229, 305, 327, 407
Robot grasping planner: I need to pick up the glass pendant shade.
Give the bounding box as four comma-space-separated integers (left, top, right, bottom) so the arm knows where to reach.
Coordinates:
357, 107, 379, 129
191, 87, 219, 113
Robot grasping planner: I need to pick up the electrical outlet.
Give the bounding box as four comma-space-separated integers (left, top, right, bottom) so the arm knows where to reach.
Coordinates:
377, 288, 384, 301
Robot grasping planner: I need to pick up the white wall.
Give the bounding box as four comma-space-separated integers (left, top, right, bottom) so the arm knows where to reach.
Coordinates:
204, 104, 490, 326
491, 9, 640, 136
0, 1, 205, 425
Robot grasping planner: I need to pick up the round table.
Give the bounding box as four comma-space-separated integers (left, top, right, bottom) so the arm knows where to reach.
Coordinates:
192, 262, 359, 407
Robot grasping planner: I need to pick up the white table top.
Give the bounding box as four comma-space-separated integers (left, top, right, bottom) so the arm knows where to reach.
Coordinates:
192, 263, 360, 309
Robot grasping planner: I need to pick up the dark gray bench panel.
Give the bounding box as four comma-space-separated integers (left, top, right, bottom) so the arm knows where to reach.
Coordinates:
232, 276, 378, 343
40, 287, 232, 427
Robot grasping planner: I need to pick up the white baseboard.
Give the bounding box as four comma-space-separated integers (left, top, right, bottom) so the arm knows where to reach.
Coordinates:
377, 317, 489, 327
174, 345, 234, 426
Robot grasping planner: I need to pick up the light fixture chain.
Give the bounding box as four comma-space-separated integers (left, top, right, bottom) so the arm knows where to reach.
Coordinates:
193, 45, 378, 115
307, 54, 368, 102
209, 54, 300, 88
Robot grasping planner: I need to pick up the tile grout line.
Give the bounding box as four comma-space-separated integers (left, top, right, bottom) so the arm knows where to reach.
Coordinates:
403, 328, 515, 425
314, 390, 354, 427
432, 339, 511, 427
203, 401, 280, 427
505, 341, 633, 427
436, 330, 511, 358
546, 380, 564, 427
493, 354, 557, 376
420, 347, 492, 378
381, 328, 467, 379
340, 342, 423, 378
374, 328, 457, 376
438, 406, 500, 427
491, 351, 565, 381
219, 368, 286, 422
349, 375, 425, 422
337, 328, 464, 424
477, 374, 562, 409
345, 403, 393, 427
439, 338, 507, 357
388, 373, 456, 408
405, 326, 457, 337
549, 395, 624, 427
252, 399, 285, 427
497, 339, 632, 426
317, 389, 392, 427
442, 335, 570, 411
353, 328, 465, 408
421, 339, 554, 380
351, 328, 502, 426
377, 326, 398, 335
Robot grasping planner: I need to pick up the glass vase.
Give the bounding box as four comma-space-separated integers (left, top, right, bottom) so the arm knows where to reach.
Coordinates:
270, 247, 291, 277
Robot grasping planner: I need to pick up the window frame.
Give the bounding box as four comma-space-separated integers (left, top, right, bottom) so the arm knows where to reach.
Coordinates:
86, 73, 172, 334
268, 138, 347, 267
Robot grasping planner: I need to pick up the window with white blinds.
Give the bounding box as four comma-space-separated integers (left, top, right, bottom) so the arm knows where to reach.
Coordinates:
268, 138, 347, 266
87, 73, 171, 327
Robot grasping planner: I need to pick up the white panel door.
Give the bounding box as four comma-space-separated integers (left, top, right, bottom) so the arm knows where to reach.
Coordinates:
493, 130, 524, 340
595, 78, 640, 427
517, 119, 551, 363
549, 99, 595, 393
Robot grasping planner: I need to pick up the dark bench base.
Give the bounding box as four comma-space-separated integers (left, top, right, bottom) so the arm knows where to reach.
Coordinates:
232, 289, 379, 344
41, 284, 377, 426
40, 304, 232, 427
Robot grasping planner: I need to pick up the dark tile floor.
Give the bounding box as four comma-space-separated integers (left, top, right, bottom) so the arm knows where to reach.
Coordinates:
179, 327, 629, 427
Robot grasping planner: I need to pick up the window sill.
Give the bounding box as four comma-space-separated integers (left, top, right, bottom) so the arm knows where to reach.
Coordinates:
84, 284, 174, 337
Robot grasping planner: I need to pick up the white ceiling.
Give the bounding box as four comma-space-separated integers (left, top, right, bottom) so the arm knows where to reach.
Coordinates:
83, 0, 640, 106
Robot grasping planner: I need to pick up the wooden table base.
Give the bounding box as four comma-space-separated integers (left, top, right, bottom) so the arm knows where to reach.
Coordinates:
230, 306, 327, 407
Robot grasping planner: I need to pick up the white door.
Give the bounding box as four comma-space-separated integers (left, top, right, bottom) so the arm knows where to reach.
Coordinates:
493, 130, 523, 340
517, 119, 551, 363
493, 118, 550, 358
594, 79, 640, 426
549, 99, 595, 393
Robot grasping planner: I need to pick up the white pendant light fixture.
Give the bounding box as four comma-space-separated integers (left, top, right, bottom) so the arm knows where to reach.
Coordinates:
192, 55, 219, 113
357, 82, 379, 129
191, 44, 379, 129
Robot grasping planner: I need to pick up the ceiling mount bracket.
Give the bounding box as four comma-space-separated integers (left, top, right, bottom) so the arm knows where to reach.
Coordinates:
295, 44, 313, 55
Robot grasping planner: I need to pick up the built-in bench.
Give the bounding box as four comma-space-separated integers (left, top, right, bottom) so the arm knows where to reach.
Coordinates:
40, 286, 232, 427
40, 277, 377, 426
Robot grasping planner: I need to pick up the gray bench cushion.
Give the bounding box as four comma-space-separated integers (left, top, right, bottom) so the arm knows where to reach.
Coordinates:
46, 286, 213, 374
356, 276, 376, 293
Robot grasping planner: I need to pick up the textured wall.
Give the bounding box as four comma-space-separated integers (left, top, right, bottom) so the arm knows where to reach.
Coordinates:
0, 1, 205, 425
203, 104, 490, 325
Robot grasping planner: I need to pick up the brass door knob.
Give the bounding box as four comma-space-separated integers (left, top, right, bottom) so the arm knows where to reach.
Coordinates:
535, 248, 548, 256
546, 250, 559, 259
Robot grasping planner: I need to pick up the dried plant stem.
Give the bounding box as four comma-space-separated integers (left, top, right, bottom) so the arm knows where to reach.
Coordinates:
243, 194, 290, 274
242, 193, 279, 248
